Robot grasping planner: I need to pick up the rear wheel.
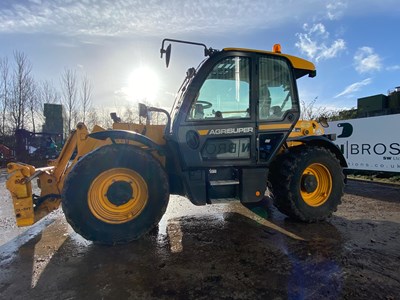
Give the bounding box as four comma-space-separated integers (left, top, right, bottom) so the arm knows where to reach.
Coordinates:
269, 146, 344, 222
62, 144, 169, 244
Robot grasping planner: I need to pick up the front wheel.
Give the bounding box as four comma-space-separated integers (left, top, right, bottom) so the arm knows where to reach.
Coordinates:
62, 144, 169, 245
269, 146, 344, 222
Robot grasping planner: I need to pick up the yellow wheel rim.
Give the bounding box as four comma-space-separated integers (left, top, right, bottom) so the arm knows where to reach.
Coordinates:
88, 168, 148, 224
300, 163, 332, 207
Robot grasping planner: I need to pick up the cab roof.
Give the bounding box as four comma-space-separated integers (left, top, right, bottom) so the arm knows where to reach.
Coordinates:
222, 47, 316, 79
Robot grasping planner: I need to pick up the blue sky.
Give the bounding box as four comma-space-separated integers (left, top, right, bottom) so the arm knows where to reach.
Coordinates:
0, 0, 399, 111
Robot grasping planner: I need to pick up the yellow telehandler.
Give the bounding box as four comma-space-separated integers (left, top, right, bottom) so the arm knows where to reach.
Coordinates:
6, 39, 346, 244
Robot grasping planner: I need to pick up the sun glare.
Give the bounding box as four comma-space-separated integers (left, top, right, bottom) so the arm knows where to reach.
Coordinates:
125, 66, 160, 102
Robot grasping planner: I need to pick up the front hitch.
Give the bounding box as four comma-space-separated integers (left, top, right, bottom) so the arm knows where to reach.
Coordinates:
6, 163, 59, 226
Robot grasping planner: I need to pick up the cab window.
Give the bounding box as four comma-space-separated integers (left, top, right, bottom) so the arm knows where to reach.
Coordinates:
259, 57, 294, 120
188, 57, 250, 120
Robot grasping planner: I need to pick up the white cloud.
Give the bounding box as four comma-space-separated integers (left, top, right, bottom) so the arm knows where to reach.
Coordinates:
318, 39, 346, 60
326, 1, 347, 20
294, 0, 349, 62
386, 65, 400, 71
28, 0, 42, 4
308, 23, 328, 37
334, 78, 372, 98
0, 0, 334, 37
295, 23, 346, 62
354, 47, 382, 74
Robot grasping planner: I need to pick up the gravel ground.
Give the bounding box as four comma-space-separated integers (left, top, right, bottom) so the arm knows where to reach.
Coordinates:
0, 168, 399, 300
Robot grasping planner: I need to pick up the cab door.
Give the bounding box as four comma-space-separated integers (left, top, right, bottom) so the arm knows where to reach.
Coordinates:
256, 55, 300, 163
172, 54, 257, 169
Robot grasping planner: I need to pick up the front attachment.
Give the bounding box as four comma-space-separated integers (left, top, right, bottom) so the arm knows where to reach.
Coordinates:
6, 163, 60, 226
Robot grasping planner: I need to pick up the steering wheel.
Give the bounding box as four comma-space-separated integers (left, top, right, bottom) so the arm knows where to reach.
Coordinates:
196, 100, 212, 109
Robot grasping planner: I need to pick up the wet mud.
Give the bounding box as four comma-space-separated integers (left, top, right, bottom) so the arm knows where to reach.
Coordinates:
1, 172, 399, 299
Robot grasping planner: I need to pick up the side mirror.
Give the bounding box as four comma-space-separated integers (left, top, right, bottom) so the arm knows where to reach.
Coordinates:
160, 43, 172, 68
138, 103, 148, 118
165, 44, 171, 68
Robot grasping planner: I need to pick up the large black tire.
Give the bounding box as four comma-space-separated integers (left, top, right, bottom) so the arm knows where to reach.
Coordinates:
62, 144, 169, 245
269, 146, 344, 222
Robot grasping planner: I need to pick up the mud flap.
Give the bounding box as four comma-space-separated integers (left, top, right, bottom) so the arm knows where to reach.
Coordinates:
240, 168, 268, 203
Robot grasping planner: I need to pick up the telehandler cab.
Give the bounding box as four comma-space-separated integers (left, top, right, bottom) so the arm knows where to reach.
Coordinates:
6, 39, 346, 244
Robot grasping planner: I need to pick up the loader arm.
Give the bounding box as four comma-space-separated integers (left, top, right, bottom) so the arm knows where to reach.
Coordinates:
6, 123, 109, 226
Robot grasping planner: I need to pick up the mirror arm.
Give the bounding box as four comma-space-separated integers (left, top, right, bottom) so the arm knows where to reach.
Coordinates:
160, 38, 218, 67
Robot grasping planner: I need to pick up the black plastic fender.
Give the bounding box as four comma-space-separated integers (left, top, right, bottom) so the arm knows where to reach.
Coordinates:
88, 130, 165, 155
287, 135, 347, 167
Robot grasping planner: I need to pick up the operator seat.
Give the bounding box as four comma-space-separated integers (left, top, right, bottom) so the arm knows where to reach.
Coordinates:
270, 106, 283, 118
193, 103, 204, 119
259, 86, 271, 119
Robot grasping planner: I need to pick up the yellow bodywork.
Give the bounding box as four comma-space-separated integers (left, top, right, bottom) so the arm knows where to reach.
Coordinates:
6, 122, 165, 227
223, 47, 316, 75
5, 118, 320, 227
113, 122, 166, 166
287, 120, 325, 147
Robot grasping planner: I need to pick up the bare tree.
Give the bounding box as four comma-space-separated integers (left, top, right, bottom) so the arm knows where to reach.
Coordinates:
85, 107, 100, 130
10, 51, 34, 131
122, 105, 139, 123
151, 101, 168, 125
99, 107, 114, 129
87, 106, 113, 129
60, 68, 78, 133
300, 97, 335, 120
80, 75, 92, 123
41, 80, 59, 104
0, 57, 10, 136
26, 78, 40, 132
72, 109, 79, 129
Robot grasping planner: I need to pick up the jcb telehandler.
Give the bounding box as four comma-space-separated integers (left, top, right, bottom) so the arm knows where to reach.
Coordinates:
6, 39, 346, 244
